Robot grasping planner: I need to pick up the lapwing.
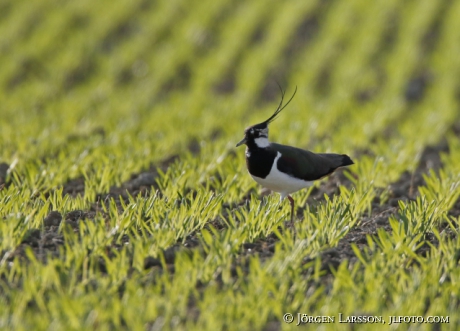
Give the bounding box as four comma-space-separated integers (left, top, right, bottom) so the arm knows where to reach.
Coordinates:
236, 87, 354, 231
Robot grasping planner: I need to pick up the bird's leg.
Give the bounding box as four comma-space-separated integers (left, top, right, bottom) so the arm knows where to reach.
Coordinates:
287, 195, 296, 234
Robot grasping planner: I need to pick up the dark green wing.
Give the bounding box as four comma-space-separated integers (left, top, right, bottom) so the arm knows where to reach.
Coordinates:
271, 143, 353, 181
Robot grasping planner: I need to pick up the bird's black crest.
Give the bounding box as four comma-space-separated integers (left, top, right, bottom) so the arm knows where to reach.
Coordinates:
261, 84, 297, 125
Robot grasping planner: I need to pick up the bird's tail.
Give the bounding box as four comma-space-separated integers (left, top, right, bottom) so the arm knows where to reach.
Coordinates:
339, 154, 354, 167
313, 153, 354, 180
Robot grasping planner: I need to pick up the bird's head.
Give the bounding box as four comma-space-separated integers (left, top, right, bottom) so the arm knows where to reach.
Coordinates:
236, 86, 297, 148
236, 122, 270, 148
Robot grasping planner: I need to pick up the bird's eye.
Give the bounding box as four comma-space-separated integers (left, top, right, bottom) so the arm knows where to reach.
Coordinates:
250, 129, 254, 134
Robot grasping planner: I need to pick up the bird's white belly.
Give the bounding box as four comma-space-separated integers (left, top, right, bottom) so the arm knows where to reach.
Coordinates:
250, 152, 313, 197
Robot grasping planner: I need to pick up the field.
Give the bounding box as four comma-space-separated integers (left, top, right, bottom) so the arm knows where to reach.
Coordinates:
1, 0, 460, 330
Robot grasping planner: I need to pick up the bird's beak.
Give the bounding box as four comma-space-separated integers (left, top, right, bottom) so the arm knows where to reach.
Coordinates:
236, 137, 247, 147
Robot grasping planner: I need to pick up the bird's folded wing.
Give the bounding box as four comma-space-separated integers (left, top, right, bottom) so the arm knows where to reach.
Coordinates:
272, 143, 348, 181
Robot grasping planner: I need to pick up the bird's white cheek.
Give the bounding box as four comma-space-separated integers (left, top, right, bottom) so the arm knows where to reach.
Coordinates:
254, 137, 270, 148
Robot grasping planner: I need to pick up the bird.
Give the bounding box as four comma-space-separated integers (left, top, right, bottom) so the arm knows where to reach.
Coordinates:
236, 86, 354, 231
